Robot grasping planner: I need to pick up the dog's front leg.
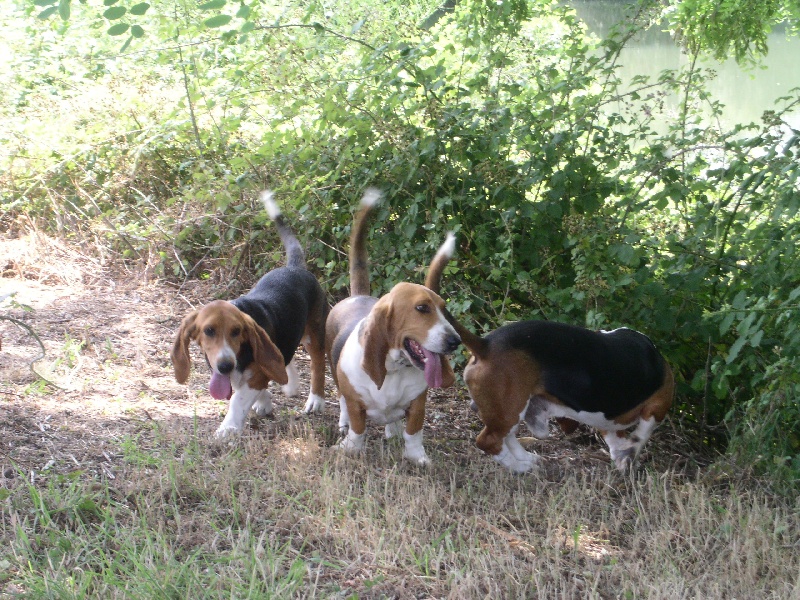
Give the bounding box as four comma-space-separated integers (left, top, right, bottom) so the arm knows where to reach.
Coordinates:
216, 385, 258, 438
338, 397, 367, 455
282, 358, 300, 397
337, 394, 350, 434
493, 426, 539, 473
402, 391, 429, 466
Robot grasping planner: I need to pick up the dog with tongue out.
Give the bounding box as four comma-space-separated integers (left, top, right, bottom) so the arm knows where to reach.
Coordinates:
170, 191, 329, 439
325, 189, 461, 466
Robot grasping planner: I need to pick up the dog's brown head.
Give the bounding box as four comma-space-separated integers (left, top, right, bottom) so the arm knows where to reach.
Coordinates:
362, 282, 460, 390
171, 300, 288, 395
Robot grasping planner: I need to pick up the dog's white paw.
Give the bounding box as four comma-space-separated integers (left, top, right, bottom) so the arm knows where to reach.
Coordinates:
338, 429, 366, 455
403, 448, 430, 467
252, 391, 273, 417
613, 450, 636, 472
214, 425, 242, 441
303, 393, 325, 414
402, 430, 430, 466
281, 383, 299, 398
494, 444, 539, 474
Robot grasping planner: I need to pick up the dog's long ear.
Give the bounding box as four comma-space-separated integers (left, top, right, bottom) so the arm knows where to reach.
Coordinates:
243, 314, 289, 385
171, 310, 198, 384
440, 357, 456, 388
362, 302, 392, 390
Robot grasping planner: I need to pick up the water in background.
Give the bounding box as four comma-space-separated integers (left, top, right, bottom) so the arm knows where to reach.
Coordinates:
570, 0, 800, 128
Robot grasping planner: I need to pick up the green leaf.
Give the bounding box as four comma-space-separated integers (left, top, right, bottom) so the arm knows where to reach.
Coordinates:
731, 290, 748, 310
719, 312, 735, 335
103, 6, 126, 19
58, 0, 70, 20
199, 0, 226, 9
103, 0, 118, 5
37, 6, 58, 18
204, 14, 232, 28
129, 2, 150, 16
236, 4, 250, 18
240, 21, 255, 33
131, 24, 144, 38
33, 0, 55, 6
107, 22, 130, 35
351, 18, 365, 35
726, 336, 747, 364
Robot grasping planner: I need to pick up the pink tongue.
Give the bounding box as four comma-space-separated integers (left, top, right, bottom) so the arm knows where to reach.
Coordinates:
422, 348, 444, 388
209, 372, 232, 400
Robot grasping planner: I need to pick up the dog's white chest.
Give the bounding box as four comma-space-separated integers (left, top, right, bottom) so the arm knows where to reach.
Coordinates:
340, 328, 427, 425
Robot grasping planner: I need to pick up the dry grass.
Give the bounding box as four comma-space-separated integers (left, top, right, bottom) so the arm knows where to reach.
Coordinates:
1, 231, 798, 599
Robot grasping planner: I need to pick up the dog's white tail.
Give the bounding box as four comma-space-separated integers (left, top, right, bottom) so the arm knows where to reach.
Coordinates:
261, 190, 281, 220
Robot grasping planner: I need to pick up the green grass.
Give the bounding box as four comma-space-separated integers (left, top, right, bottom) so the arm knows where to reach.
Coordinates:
2, 420, 798, 598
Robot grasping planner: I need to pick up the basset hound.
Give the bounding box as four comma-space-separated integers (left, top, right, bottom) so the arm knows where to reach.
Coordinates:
448, 317, 674, 472
325, 189, 461, 465
171, 191, 329, 438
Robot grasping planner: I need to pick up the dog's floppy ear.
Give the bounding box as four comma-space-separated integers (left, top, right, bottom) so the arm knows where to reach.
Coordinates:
242, 313, 289, 385
171, 310, 198, 384
362, 302, 391, 390
440, 357, 456, 388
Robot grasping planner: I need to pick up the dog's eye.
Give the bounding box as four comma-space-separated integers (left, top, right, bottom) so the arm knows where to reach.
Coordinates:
415, 304, 431, 314
230, 327, 242, 338
204, 326, 215, 337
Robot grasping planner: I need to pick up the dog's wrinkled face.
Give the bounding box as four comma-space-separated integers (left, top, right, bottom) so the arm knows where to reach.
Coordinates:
362, 282, 460, 389
170, 300, 287, 397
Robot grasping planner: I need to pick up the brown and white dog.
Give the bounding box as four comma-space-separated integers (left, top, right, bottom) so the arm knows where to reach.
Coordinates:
448, 318, 674, 472
171, 191, 329, 438
325, 189, 461, 465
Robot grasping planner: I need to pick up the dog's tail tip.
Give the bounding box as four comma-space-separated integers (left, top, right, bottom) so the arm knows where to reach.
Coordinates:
261, 190, 281, 220
438, 231, 456, 259
360, 187, 382, 209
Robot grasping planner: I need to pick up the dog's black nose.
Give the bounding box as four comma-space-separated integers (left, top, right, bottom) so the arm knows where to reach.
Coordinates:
445, 334, 461, 353
217, 360, 235, 375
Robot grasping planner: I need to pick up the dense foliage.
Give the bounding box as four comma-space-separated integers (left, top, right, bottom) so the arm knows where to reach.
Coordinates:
2, 0, 798, 488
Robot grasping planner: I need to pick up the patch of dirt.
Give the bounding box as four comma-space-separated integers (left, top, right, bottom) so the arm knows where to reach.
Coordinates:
0, 231, 702, 493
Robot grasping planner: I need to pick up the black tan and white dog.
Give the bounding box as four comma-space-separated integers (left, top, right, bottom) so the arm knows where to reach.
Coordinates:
325, 189, 461, 465
448, 318, 674, 472
171, 191, 329, 438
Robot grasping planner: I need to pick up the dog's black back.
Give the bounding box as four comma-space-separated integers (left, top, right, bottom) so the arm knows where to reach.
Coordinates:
488, 321, 665, 418
232, 268, 328, 365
